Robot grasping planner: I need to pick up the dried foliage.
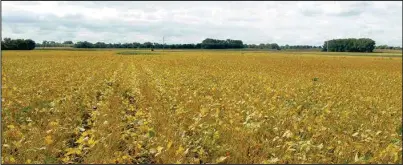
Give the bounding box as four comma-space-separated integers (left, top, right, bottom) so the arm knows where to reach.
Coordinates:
2, 50, 402, 164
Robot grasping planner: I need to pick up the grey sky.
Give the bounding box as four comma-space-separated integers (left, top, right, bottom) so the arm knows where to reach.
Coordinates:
2, 1, 402, 46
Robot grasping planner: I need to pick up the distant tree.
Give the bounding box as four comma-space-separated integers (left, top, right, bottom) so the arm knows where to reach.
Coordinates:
133, 42, 141, 48
376, 45, 402, 50
26, 39, 36, 50
41, 41, 48, 47
195, 43, 202, 49
94, 42, 107, 48
201, 38, 244, 49
258, 43, 265, 49
143, 42, 153, 48
63, 41, 74, 44
74, 41, 93, 48
322, 38, 375, 52
1, 38, 36, 50
269, 43, 281, 50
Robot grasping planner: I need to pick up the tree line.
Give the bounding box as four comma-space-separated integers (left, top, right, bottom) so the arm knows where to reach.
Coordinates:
73, 41, 204, 49
1, 38, 36, 50
281, 45, 322, 50
3, 37, 398, 52
200, 38, 244, 49
375, 45, 402, 50
244, 44, 322, 50
322, 38, 376, 52
70, 39, 277, 49
72, 39, 323, 50
36, 41, 74, 47
244, 43, 281, 50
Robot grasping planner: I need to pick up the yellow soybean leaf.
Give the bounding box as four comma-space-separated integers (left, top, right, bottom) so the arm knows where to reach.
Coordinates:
45, 135, 53, 145
167, 141, 173, 149
10, 157, 16, 163
88, 138, 96, 147
157, 146, 164, 153
176, 146, 184, 155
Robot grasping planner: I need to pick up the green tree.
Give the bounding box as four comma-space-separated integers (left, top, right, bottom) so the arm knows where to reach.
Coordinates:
63, 41, 74, 44
1, 38, 36, 50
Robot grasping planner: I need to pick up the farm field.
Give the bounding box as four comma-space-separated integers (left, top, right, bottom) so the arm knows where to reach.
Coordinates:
1, 49, 402, 164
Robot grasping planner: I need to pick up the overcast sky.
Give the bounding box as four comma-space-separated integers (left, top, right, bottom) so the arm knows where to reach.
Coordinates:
2, 1, 402, 46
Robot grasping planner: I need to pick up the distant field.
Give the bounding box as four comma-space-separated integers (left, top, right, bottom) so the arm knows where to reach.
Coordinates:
35, 47, 75, 50
34, 47, 402, 55
2, 50, 402, 164
373, 49, 403, 53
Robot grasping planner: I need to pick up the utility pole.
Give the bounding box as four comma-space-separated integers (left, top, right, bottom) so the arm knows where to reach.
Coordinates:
162, 36, 165, 55
327, 41, 329, 52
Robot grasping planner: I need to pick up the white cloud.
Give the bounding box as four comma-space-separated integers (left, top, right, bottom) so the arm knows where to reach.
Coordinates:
2, 1, 402, 46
